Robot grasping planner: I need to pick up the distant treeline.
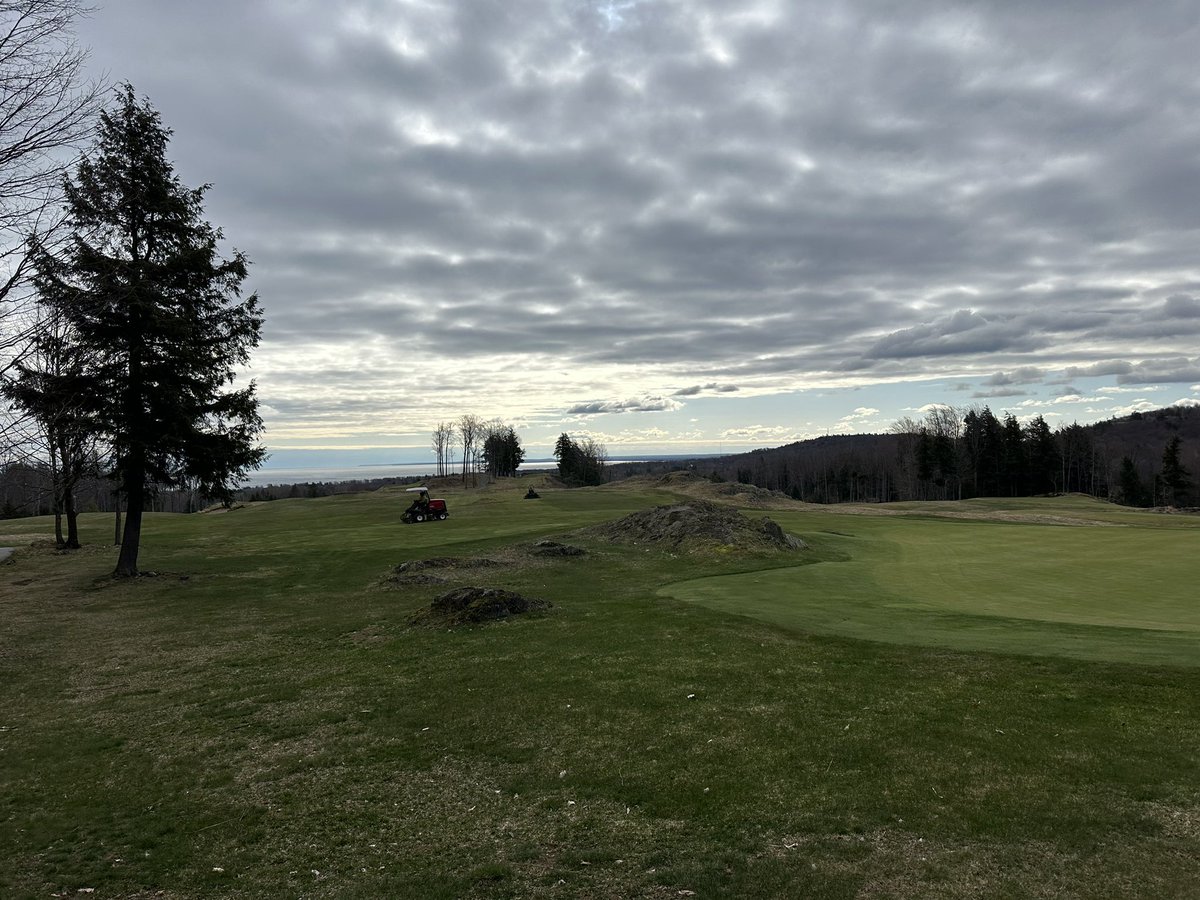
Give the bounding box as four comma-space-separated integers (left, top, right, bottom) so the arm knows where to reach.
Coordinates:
0, 464, 437, 520
236, 475, 427, 502
7, 405, 1195, 521
0, 464, 213, 520
611, 405, 1199, 507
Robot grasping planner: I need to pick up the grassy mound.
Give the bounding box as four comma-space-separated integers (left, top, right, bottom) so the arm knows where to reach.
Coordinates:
416, 586, 552, 626
612, 471, 799, 507
586, 499, 806, 553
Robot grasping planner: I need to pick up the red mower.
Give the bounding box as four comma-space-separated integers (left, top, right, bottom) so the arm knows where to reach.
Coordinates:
401, 486, 449, 523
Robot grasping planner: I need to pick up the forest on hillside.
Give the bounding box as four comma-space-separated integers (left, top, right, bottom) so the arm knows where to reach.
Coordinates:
613, 405, 1200, 507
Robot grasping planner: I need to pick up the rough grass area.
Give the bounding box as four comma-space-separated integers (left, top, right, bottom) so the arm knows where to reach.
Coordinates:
1, 479, 1198, 898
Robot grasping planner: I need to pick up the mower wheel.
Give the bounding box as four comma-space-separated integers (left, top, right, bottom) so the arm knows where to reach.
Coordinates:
437, 512, 448, 520
414, 513, 425, 522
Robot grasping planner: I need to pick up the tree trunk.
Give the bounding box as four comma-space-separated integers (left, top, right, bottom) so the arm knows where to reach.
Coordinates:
56, 433, 82, 549
49, 431, 65, 546
115, 465, 144, 577
64, 484, 80, 549
116, 499, 142, 576
113, 495, 122, 546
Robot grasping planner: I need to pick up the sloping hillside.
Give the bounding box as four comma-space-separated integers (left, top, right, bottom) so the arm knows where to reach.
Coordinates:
610, 405, 1200, 505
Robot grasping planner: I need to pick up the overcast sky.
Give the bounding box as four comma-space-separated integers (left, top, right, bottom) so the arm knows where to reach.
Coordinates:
74, 0, 1200, 463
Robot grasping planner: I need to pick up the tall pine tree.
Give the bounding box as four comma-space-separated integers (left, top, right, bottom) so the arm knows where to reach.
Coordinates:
33, 85, 264, 576
1023, 415, 1059, 495
1117, 456, 1146, 507
1160, 435, 1190, 507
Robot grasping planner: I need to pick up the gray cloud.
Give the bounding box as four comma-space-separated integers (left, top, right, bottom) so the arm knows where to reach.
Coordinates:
566, 395, 684, 415
68, 0, 1200, 435
1065, 361, 1135, 379
983, 367, 1045, 386
867, 310, 1044, 360
672, 383, 739, 397
971, 388, 1026, 399
1164, 295, 1200, 318
1116, 358, 1200, 385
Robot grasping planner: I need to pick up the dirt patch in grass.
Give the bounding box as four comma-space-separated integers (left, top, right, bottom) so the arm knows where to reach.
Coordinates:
383, 544, 589, 591
412, 586, 553, 626
1144, 801, 1200, 839
524, 540, 586, 557
347, 624, 390, 645
382, 555, 510, 591
584, 500, 806, 554
386, 573, 449, 587
763, 827, 1171, 898
393, 556, 500, 574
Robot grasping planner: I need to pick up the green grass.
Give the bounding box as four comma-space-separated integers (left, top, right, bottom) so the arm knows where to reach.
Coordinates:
662, 501, 1200, 666
2, 482, 1199, 898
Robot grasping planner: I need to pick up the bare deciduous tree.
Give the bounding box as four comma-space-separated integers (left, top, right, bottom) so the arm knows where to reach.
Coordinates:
2, 301, 98, 545
577, 436, 608, 485
457, 413, 481, 485
1, 0, 103, 374
430, 420, 454, 478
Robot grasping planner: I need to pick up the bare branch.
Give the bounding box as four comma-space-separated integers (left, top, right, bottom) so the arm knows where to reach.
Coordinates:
0, 0, 104, 385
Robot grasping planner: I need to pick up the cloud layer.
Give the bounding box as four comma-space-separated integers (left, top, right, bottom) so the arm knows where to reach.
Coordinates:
75, 1, 1200, 447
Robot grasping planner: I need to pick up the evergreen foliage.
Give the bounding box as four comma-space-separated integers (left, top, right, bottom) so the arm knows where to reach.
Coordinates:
553, 432, 607, 485
635, 405, 1200, 506
1117, 456, 1147, 507
554, 432, 580, 480
1023, 415, 1059, 495
482, 423, 525, 477
32, 85, 264, 575
1159, 435, 1191, 506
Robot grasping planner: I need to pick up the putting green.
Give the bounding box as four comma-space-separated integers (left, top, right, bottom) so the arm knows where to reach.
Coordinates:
660, 508, 1200, 666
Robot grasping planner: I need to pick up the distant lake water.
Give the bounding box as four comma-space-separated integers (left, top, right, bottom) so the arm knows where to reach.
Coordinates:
239, 459, 654, 487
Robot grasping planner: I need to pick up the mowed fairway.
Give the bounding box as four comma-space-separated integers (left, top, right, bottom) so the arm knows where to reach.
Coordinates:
662, 497, 1200, 667
2, 483, 1199, 898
